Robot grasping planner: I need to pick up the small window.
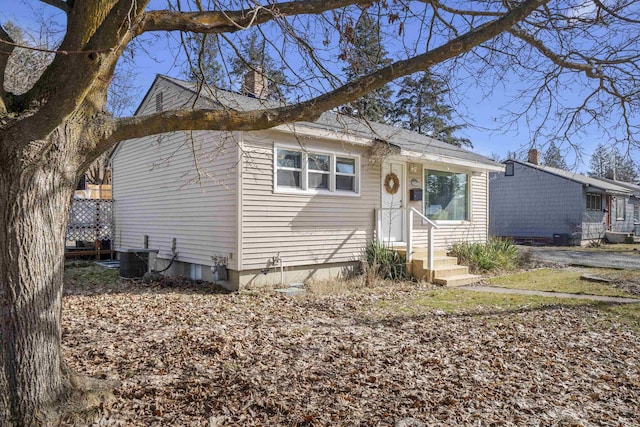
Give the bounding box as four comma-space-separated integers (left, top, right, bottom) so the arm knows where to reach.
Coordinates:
616, 198, 626, 221
336, 157, 356, 191
274, 147, 359, 195
586, 193, 602, 211
276, 149, 302, 189
189, 264, 202, 281
308, 153, 330, 190
634, 204, 640, 223
155, 92, 163, 112
505, 163, 514, 176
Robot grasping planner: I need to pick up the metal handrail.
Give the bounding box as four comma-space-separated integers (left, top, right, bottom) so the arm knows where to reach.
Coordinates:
410, 207, 439, 230
407, 207, 439, 275
375, 206, 439, 277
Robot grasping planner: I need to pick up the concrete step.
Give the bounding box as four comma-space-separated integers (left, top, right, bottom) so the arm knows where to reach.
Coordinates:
395, 247, 448, 258
409, 263, 468, 281
432, 265, 470, 279
433, 274, 482, 287
413, 256, 459, 270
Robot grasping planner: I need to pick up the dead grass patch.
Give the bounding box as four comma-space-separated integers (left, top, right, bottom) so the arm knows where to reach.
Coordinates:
488, 268, 637, 298
59, 263, 640, 425
548, 243, 640, 254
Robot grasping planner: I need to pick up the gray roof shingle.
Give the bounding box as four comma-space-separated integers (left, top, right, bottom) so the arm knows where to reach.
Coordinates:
159, 75, 500, 168
508, 159, 634, 195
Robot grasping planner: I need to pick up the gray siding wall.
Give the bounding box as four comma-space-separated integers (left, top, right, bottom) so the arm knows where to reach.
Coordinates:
609, 196, 635, 233
112, 79, 239, 270
581, 192, 606, 240
581, 194, 635, 239
489, 163, 584, 238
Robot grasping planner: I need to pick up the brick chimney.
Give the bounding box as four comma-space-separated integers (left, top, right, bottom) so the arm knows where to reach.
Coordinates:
242, 68, 267, 99
528, 148, 540, 165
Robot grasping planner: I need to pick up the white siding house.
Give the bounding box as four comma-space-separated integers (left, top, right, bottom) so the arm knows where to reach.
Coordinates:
111, 75, 502, 289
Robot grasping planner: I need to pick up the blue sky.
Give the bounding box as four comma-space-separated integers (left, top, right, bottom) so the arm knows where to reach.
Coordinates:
1, 0, 627, 172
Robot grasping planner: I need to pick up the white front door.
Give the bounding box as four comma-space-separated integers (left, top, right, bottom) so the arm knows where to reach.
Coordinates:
381, 161, 405, 243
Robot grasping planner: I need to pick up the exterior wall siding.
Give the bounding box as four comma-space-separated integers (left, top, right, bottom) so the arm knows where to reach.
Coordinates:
113, 77, 495, 286
489, 162, 584, 239
112, 79, 239, 271
610, 195, 635, 233
240, 131, 380, 271
581, 192, 606, 240
409, 172, 489, 249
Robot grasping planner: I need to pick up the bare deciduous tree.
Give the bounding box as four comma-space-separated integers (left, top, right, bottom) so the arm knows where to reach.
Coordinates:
1, 0, 640, 424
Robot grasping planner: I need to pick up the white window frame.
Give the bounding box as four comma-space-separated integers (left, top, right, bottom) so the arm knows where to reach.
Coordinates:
275, 148, 304, 190
273, 144, 360, 196
307, 152, 331, 191
586, 193, 602, 211
335, 156, 358, 193
505, 162, 514, 176
615, 197, 626, 221
423, 167, 472, 223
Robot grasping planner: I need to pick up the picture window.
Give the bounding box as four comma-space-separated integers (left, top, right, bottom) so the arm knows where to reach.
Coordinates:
424, 170, 469, 221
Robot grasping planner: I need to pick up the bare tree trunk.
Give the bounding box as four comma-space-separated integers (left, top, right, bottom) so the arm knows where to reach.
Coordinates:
0, 161, 74, 425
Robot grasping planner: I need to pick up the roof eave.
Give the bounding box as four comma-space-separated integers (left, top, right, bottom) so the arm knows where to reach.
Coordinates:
583, 184, 632, 196
270, 123, 376, 146
270, 124, 501, 171
399, 149, 504, 172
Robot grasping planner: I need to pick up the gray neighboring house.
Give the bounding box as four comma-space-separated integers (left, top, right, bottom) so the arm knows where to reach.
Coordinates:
490, 149, 640, 245
111, 74, 502, 290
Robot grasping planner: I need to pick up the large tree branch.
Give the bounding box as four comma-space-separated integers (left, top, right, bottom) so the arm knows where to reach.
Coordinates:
106, 0, 548, 147
15, 1, 148, 145
136, 0, 374, 36
0, 25, 15, 113
16, 0, 372, 143
39, 0, 71, 14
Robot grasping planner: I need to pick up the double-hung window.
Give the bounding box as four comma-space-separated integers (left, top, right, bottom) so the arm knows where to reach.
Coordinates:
308, 153, 330, 190
336, 157, 356, 192
276, 149, 303, 189
275, 147, 359, 195
586, 193, 602, 211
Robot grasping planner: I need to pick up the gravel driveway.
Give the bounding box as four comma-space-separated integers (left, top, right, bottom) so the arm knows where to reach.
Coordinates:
526, 246, 640, 270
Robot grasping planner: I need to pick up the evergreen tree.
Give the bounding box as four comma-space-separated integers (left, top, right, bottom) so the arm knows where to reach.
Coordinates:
184, 31, 288, 100
184, 32, 223, 86
589, 144, 638, 182
229, 32, 289, 101
589, 144, 610, 178
392, 72, 471, 148
340, 10, 394, 122
542, 141, 567, 169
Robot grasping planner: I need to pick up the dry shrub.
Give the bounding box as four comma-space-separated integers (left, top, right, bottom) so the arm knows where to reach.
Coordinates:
306, 275, 370, 295
450, 238, 520, 274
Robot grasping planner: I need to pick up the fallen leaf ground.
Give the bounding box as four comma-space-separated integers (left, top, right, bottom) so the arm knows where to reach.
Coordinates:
63, 265, 640, 426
